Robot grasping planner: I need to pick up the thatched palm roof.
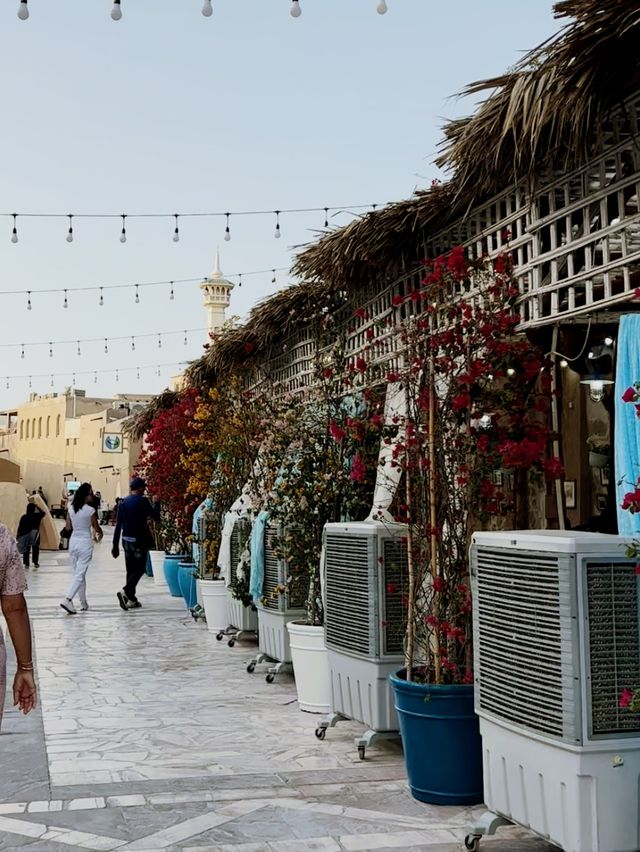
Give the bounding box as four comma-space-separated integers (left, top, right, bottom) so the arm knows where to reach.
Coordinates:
125, 388, 180, 440
294, 0, 640, 288
186, 282, 347, 389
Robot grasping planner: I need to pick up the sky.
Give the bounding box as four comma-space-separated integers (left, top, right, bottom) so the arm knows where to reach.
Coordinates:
0, 0, 560, 410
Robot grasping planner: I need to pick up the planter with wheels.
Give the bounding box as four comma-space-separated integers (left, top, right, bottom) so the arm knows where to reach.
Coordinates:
389, 670, 483, 805
163, 554, 185, 597
198, 578, 228, 633
150, 550, 168, 589
286, 621, 331, 714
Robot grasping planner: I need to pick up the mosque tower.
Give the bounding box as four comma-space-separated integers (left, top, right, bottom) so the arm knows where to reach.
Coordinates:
200, 251, 234, 335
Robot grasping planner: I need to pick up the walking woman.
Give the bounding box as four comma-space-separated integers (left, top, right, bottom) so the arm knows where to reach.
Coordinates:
0, 522, 37, 728
60, 483, 103, 614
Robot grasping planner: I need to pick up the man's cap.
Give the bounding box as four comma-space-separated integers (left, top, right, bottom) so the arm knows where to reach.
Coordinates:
130, 477, 146, 491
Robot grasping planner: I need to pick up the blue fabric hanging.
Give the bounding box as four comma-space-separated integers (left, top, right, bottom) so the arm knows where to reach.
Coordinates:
249, 511, 269, 602
614, 315, 640, 535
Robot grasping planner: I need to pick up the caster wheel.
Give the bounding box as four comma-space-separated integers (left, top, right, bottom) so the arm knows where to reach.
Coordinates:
357, 745, 366, 760
216, 632, 224, 641
228, 639, 236, 648
464, 835, 480, 851
315, 727, 326, 740
246, 661, 256, 674
266, 673, 275, 684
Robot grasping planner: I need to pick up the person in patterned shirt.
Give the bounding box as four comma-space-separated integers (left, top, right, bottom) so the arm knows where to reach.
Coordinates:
0, 523, 37, 728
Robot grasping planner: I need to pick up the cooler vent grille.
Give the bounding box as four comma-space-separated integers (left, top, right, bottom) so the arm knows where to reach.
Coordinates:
475, 547, 566, 738
382, 538, 408, 655
325, 532, 372, 655
586, 560, 640, 736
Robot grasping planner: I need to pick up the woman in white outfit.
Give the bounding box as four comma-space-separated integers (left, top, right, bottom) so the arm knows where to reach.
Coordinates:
60, 483, 103, 614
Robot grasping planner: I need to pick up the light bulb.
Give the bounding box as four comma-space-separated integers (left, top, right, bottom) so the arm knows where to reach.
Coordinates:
604, 336, 614, 347
173, 228, 179, 242
111, 1, 122, 21
507, 367, 515, 376
202, 0, 213, 16
560, 359, 568, 368
274, 224, 281, 239
376, 0, 388, 13
290, 1, 301, 17
224, 229, 231, 241
11, 230, 18, 244
66, 229, 73, 243
17, 1, 29, 21
120, 230, 127, 243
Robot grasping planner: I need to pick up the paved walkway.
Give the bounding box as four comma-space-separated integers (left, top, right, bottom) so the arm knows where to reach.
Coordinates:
0, 528, 555, 851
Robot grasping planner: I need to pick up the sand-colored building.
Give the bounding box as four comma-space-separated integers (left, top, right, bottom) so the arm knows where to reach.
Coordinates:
0, 389, 153, 510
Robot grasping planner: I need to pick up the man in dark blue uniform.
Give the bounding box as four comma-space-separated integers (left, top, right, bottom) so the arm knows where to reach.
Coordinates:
112, 477, 160, 610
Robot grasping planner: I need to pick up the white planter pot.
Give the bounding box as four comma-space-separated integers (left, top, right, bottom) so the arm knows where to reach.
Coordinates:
149, 551, 168, 589
197, 579, 228, 632
287, 621, 331, 714
257, 604, 305, 663
226, 587, 258, 632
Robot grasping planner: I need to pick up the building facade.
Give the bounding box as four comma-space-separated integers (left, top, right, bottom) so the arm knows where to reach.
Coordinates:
0, 389, 153, 509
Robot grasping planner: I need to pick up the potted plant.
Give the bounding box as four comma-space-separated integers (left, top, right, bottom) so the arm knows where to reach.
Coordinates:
587, 435, 610, 468
256, 375, 381, 711
384, 249, 561, 804
194, 505, 229, 632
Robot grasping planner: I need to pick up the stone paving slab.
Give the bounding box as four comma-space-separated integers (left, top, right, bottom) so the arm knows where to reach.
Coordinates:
0, 530, 557, 851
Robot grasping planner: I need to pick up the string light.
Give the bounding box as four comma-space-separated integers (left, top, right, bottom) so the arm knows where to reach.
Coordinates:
136, 366, 140, 380
173, 214, 180, 243
202, 0, 213, 16
1, 361, 188, 389
135, 284, 140, 304
115, 369, 119, 382
169, 281, 175, 300
324, 207, 329, 228
72, 373, 76, 387
224, 212, 231, 242
94, 371, 98, 383
11, 214, 18, 244
21, 344, 25, 360
119, 214, 127, 243
50, 375, 54, 387
28, 376, 32, 389
111, 0, 122, 21
131, 336, 135, 351
26, 292, 32, 311
290, 1, 302, 17
63, 290, 69, 309
184, 330, 188, 346
66, 215, 74, 243
99, 287, 104, 307
1, 326, 206, 356
272, 269, 276, 284
17, 1, 29, 21
274, 211, 281, 239
238, 274, 242, 288
376, 0, 388, 13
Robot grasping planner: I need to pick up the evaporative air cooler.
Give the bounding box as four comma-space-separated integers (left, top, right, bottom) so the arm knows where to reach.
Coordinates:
317, 520, 408, 758
466, 530, 640, 852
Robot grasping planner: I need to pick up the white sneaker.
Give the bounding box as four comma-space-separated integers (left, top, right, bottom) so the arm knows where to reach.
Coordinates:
60, 598, 77, 615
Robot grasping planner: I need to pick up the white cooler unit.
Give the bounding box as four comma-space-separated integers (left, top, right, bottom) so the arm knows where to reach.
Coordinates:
470, 530, 640, 852
257, 523, 305, 663
323, 521, 408, 732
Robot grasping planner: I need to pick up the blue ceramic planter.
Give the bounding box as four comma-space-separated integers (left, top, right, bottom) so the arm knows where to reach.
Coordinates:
145, 552, 153, 577
389, 672, 483, 805
177, 561, 198, 609
163, 554, 185, 598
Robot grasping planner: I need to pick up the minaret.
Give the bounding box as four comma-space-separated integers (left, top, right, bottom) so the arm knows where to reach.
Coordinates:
200, 251, 234, 335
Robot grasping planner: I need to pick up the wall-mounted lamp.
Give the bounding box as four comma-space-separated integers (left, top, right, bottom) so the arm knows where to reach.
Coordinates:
580, 377, 614, 403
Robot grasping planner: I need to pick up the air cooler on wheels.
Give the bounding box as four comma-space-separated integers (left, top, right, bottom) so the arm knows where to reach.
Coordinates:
466, 530, 640, 852
248, 523, 305, 682
316, 520, 408, 759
